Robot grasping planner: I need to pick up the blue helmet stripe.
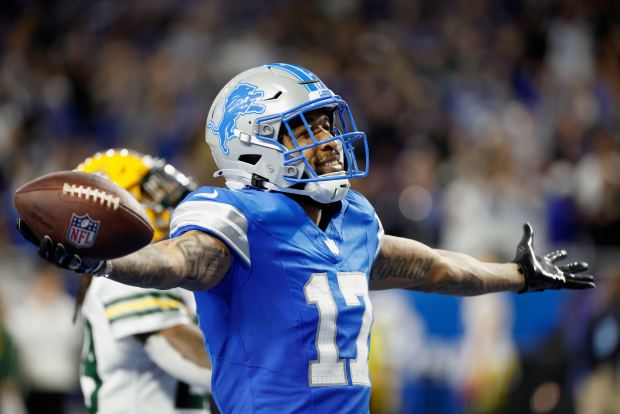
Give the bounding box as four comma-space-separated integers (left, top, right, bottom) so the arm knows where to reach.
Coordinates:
294, 65, 318, 80
271, 63, 314, 81
294, 65, 329, 91
268, 63, 320, 92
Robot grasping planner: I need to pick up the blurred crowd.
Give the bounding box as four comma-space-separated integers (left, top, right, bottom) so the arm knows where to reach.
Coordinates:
0, 0, 619, 413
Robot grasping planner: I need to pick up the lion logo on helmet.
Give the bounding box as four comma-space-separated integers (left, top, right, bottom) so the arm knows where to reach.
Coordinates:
207, 83, 266, 155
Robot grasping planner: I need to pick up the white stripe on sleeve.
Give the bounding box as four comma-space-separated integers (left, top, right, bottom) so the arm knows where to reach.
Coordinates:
374, 213, 385, 258
170, 200, 250, 265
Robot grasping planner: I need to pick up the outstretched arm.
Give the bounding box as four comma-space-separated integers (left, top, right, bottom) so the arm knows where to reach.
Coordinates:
370, 235, 523, 294
370, 223, 595, 295
103, 230, 231, 290
106, 230, 230, 290
18, 217, 231, 291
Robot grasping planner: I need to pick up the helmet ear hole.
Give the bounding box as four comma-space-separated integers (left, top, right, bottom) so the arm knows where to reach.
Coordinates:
238, 154, 262, 165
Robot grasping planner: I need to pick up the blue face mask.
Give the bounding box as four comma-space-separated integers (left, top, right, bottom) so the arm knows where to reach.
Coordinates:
256, 94, 369, 184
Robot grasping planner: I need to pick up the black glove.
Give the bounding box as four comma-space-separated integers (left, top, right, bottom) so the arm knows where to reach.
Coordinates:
513, 222, 595, 293
16, 216, 39, 245
16, 218, 106, 274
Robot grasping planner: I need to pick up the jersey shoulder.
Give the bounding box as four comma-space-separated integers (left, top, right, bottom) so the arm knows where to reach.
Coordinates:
170, 186, 253, 265
177, 186, 240, 209
345, 190, 384, 257
345, 189, 379, 222
170, 187, 301, 265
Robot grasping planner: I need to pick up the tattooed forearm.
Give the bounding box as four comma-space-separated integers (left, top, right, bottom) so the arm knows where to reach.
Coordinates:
432, 250, 523, 295
107, 230, 231, 291
370, 235, 524, 295
429, 272, 485, 296
110, 243, 175, 289
371, 255, 432, 284
372, 257, 485, 294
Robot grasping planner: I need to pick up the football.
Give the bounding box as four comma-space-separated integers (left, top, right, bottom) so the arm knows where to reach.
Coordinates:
14, 170, 154, 260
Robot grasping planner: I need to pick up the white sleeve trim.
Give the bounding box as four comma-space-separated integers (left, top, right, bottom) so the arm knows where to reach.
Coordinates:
170, 200, 250, 265
144, 334, 212, 392
374, 213, 385, 258
111, 312, 192, 340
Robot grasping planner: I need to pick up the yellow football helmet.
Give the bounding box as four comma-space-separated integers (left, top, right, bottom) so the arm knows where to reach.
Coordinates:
76, 149, 197, 242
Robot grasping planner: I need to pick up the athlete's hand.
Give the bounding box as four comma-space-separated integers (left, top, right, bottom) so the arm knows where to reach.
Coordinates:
513, 223, 595, 293
16, 218, 105, 274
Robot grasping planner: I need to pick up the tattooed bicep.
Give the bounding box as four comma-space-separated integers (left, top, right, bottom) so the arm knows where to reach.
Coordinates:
369, 235, 440, 291
168, 231, 232, 290
108, 231, 231, 291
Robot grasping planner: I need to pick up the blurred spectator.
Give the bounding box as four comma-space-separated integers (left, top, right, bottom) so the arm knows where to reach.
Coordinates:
459, 293, 517, 414
370, 289, 517, 414
0, 296, 25, 414
574, 126, 620, 245
440, 124, 543, 258
575, 266, 620, 414
503, 327, 576, 414
6, 264, 81, 414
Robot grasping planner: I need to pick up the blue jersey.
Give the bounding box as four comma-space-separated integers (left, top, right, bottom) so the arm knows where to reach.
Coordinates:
170, 187, 384, 414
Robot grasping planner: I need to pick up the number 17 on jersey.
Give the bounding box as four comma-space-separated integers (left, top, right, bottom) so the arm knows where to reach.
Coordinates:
304, 272, 373, 387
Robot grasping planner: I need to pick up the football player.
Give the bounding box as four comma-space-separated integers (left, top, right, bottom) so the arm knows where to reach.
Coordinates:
18, 64, 595, 413
67, 149, 212, 414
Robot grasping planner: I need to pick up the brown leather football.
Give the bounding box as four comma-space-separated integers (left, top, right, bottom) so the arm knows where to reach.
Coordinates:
13, 170, 154, 260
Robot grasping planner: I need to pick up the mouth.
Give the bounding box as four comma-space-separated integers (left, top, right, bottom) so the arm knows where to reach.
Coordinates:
315, 157, 344, 174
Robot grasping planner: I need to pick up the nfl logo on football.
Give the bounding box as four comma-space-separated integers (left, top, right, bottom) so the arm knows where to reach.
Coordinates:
66, 213, 100, 248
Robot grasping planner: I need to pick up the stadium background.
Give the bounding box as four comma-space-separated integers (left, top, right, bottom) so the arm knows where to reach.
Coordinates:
0, 0, 619, 413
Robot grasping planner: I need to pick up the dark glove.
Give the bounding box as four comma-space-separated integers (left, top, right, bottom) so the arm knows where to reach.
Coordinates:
16, 216, 39, 245
16, 218, 106, 274
513, 223, 595, 293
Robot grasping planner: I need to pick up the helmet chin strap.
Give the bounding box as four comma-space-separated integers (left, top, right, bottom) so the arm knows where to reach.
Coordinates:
214, 169, 350, 203
264, 179, 350, 204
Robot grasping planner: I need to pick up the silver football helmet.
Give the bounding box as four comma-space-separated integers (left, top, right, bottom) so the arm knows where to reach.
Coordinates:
205, 63, 368, 203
